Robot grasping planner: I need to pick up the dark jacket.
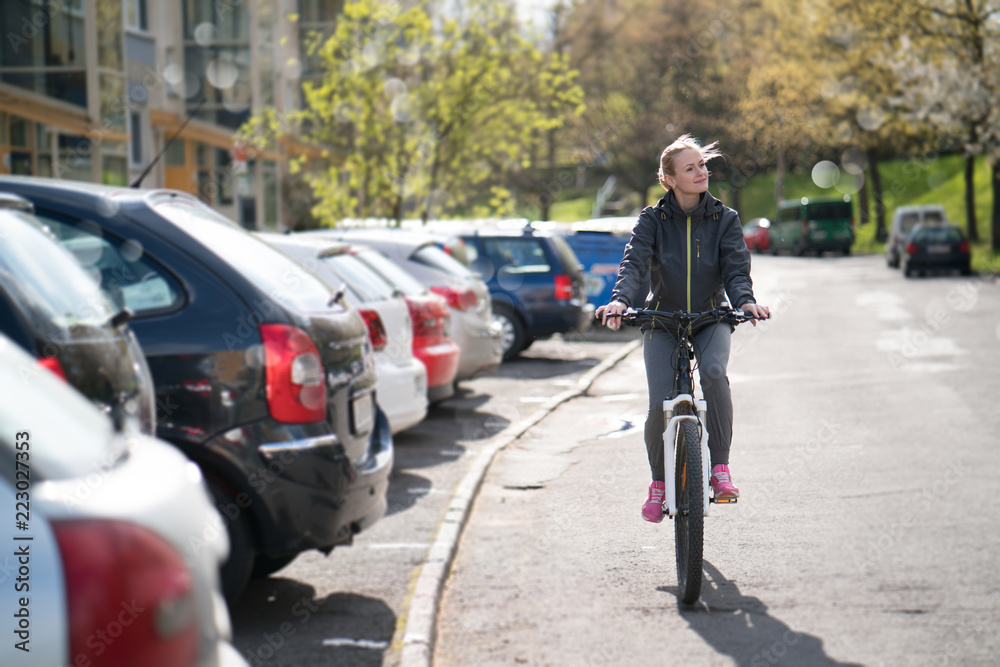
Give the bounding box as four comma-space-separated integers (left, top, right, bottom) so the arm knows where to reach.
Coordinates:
611, 190, 755, 315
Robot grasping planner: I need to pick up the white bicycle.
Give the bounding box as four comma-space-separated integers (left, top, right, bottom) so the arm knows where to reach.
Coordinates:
618, 306, 759, 604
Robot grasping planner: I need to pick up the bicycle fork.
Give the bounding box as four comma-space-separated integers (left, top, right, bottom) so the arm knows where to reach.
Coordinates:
662, 395, 712, 518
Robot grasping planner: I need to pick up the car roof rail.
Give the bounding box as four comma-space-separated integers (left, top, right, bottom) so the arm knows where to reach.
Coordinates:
0, 192, 34, 213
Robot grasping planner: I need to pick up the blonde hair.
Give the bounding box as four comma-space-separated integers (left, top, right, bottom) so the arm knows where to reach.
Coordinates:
657, 134, 723, 192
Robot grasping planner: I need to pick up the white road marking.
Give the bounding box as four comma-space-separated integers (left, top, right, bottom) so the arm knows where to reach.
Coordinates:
369, 542, 430, 549
322, 638, 390, 649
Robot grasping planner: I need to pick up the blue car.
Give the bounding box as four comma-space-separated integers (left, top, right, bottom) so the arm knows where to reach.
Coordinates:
458, 227, 592, 359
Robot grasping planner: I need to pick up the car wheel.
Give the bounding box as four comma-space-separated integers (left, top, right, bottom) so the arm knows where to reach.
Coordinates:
492, 305, 526, 361
251, 553, 298, 579
208, 481, 255, 604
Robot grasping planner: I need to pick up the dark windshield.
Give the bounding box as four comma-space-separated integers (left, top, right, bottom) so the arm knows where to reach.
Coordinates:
806, 202, 852, 220
914, 226, 963, 244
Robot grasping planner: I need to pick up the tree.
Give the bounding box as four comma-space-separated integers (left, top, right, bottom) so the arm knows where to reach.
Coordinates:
561, 0, 741, 211
239, 0, 582, 226
876, 0, 1000, 245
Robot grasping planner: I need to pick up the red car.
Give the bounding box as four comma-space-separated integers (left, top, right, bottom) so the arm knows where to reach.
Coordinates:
743, 217, 771, 253
349, 246, 461, 402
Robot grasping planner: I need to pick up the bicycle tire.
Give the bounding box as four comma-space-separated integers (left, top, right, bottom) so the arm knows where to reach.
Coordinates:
674, 419, 704, 604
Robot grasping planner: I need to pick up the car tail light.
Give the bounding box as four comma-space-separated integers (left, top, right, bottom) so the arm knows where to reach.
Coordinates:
430, 286, 478, 311
260, 324, 327, 423
906, 242, 917, 255
554, 274, 573, 300
52, 519, 198, 667
406, 297, 449, 338
37, 356, 67, 382
359, 309, 388, 352
959, 241, 970, 253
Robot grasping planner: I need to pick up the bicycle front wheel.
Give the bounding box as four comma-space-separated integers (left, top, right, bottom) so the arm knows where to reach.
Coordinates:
674, 419, 704, 604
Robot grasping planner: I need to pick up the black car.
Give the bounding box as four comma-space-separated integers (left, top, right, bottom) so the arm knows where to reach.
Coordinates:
902, 223, 972, 277
0, 176, 393, 602
0, 197, 155, 433
458, 226, 592, 359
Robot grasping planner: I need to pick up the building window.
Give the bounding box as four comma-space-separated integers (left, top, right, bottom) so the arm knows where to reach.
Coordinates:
0, 0, 87, 107
129, 111, 144, 167
102, 139, 129, 186
183, 0, 253, 129
125, 0, 149, 32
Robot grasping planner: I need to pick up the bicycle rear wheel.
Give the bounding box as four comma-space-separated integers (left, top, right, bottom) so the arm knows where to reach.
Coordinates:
674, 419, 704, 604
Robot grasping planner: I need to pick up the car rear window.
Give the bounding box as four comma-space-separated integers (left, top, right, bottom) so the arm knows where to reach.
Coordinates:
153, 199, 335, 312
548, 235, 582, 276
0, 212, 114, 331
914, 227, 963, 243
806, 202, 851, 220
353, 248, 426, 297
321, 253, 396, 303
410, 243, 472, 278
483, 238, 552, 274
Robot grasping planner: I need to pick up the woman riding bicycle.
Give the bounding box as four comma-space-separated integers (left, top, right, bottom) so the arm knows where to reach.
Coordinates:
596, 134, 770, 523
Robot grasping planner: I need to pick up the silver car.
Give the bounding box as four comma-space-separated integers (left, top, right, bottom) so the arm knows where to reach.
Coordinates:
0, 335, 246, 667
307, 229, 503, 384
258, 233, 430, 434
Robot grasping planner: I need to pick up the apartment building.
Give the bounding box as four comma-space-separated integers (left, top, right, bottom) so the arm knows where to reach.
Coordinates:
0, 0, 340, 228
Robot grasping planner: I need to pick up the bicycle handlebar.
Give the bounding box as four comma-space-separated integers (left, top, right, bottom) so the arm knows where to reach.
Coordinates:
607, 306, 767, 329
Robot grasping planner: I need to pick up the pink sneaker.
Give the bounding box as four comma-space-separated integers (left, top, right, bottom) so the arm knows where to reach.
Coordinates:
711, 464, 740, 499
642, 481, 666, 523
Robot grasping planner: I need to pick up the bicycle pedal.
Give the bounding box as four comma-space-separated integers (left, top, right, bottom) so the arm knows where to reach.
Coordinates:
710, 497, 738, 504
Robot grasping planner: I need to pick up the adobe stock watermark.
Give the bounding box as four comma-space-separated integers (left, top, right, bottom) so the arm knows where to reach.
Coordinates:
5, 0, 73, 55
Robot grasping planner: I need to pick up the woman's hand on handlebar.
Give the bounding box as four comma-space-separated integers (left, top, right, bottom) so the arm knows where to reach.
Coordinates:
596, 300, 629, 330
740, 302, 770, 326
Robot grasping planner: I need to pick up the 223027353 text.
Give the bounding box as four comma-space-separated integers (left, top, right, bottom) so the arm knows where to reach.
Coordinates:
12, 430, 32, 654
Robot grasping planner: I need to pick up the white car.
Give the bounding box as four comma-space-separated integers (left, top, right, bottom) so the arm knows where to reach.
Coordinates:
0, 335, 246, 667
259, 233, 429, 434
307, 229, 503, 384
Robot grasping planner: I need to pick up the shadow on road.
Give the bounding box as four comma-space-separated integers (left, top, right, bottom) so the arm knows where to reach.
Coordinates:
384, 470, 432, 516
658, 560, 863, 666
232, 578, 395, 666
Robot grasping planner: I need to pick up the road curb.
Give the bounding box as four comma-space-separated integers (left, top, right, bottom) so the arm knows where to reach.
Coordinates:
398, 338, 642, 667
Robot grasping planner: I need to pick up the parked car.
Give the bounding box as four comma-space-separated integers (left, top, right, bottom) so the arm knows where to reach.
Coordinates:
886, 204, 947, 268
454, 226, 593, 360
259, 233, 429, 432
559, 229, 630, 312
307, 228, 502, 381
339, 242, 461, 403
742, 217, 771, 254
770, 196, 854, 256
0, 199, 156, 434
901, 223, 972, 277
0, 333, 247, 667
0, 176, 393, 603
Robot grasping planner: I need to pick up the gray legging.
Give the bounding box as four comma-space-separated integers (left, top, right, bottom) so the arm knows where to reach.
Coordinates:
642, 322, 733, 482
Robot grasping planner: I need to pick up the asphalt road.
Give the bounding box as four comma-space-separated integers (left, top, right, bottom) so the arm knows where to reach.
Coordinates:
229, 323, 640, 666
435, 254, 1000, 667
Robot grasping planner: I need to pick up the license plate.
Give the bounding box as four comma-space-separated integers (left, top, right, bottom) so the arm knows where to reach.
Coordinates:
352, 394, 374, 434
811, 230, 827, 240
928, 244, 950, 254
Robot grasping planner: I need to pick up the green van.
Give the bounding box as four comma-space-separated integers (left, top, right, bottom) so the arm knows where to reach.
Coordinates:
769, 196, 854, 256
